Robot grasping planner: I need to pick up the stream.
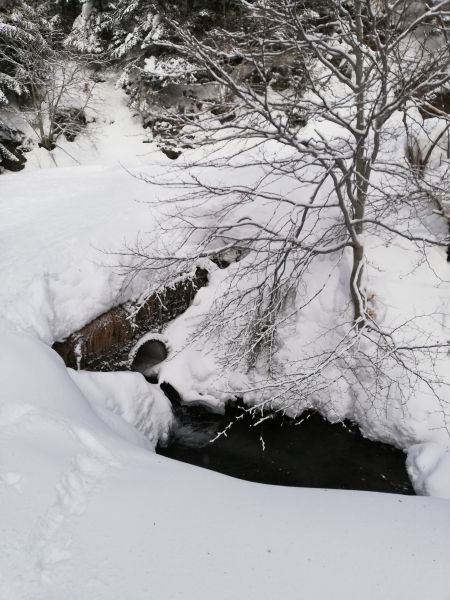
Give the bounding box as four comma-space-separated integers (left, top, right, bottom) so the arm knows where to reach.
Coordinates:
157, 390, 414, 495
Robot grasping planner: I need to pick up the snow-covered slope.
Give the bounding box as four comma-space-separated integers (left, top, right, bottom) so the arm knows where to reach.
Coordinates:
0, 80, 179, 343
1, 76, 450, 598
1, 325, 449, 600
0, 163, 159, 343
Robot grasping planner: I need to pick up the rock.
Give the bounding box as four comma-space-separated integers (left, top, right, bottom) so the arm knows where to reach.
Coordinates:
161, 147, 182, 160
419, 90, 450, 119
54, 107, 87, 142
0, 125, 27, 172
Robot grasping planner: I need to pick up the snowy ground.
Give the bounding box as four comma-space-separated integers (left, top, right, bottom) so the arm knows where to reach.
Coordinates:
0, 79, 180, 344
1, 80, 450, 598
1, 325, 450, 600
0, 162, 159, 343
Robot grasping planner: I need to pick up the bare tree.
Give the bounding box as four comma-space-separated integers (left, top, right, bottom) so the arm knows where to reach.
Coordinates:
125, 0, 450, 420
0, 12, 100, 151
24, 51, 98, 151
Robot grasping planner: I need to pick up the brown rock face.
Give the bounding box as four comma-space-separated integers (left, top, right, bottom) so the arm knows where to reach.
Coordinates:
53, 268, 208, 371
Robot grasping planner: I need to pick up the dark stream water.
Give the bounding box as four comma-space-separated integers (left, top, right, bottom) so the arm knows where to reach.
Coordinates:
157, 388, 414, 495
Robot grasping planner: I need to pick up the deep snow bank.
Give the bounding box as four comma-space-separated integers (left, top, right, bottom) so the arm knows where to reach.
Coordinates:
0, 163, 169, 344
69, 368, 172, 449
1, 325, 450, 600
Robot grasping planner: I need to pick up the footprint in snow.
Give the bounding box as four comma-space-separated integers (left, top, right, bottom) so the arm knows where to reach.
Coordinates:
30, 426, 120, 583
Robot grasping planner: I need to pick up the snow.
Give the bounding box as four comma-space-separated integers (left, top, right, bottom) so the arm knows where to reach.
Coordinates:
0, 80, 185, 344
407, 443, 450, 499
159, 225, 450, 491
1, 73, 450, 598
149, 109, 450, 499
69, 368, 173, 449
0, 163, 156, 343
2, 81, 450, 498
4, 74, 152, 170
143, 55, 198, 82
159, 265, 232, 412
1, 324, 450, 600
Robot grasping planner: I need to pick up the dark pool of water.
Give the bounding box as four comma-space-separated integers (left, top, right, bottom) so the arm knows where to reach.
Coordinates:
157, 391, 414, 495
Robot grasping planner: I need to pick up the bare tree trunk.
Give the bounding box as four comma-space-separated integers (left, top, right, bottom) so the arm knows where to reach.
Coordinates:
350, 243, 365, 323
351, 0, 367, 323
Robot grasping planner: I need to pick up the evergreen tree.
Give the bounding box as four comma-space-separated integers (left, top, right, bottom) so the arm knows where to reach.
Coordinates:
0, 0, 52, 168
64, 0, 245, 116
0, 0, 52, 106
